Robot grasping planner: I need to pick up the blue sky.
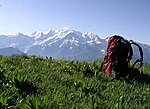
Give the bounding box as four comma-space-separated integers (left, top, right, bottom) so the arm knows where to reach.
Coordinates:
0, 0, 150, 45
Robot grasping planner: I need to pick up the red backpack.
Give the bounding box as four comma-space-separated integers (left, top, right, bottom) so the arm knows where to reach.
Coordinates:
102, 35, 143, 79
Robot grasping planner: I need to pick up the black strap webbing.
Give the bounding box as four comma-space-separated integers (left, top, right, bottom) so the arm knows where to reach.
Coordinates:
121, 40, 133, 63
130, 40, 143, 68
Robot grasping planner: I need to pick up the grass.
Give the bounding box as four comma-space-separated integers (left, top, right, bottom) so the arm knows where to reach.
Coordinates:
0, 55, 150, 109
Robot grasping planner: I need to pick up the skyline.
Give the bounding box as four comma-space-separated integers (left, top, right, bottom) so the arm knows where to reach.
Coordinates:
0, 0, 150, 45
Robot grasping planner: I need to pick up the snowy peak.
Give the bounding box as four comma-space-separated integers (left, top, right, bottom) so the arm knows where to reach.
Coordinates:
30, 27, 101, 46
82, 32, 102, 45
31, 29, 55, 41
32, 28, 86, 47
32, 31, 43, 36
83, 32, 95, 39
15, 32, 24, 37
56, 27, 69, 32
43, 29, 55, 36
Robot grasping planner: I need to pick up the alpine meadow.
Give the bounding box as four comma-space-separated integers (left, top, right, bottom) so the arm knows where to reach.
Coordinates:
1, 0, 150, 108
0, 55, 150, 109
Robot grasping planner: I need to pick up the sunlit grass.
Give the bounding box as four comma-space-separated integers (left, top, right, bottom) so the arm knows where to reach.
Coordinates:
0, 55, 150, 108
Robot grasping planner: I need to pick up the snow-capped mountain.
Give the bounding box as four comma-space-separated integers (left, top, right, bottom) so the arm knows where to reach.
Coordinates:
0, 27, 150, 64
0, 33, 34, 52
27, 27, 106, 61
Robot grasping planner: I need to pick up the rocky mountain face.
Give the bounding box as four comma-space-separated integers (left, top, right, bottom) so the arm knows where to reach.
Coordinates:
0, 27, 150, 64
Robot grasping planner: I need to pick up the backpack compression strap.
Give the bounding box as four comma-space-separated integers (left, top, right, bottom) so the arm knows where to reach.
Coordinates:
130, 40, 143, 68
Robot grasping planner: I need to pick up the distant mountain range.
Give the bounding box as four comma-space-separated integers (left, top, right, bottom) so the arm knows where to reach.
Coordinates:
0, 27, 150, 64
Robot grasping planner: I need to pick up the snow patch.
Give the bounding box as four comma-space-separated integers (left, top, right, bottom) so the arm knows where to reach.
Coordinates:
96, 41, 101, 44
70, 47, 73, 49
101, 49, 105, 53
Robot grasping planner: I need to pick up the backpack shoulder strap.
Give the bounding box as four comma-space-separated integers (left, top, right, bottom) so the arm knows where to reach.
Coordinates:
121, 39, 133, 63
130, 40, 143, 68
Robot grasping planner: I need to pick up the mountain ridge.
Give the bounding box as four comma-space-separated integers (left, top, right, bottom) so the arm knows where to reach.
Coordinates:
0, 27, 150, 64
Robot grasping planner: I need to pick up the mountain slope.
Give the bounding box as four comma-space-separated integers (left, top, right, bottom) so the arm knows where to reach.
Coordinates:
0, 47, 26, 56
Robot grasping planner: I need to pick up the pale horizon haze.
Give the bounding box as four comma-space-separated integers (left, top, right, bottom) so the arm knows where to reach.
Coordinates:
0, 0, 150, 45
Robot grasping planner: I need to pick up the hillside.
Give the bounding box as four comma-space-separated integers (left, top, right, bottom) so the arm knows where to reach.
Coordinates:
0, 47, 26, 56
0, 55, 150, 108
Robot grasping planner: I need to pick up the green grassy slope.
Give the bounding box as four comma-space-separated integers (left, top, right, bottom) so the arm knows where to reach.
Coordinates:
0, 55, 150, 109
